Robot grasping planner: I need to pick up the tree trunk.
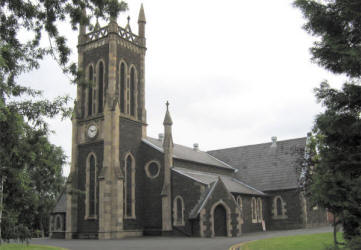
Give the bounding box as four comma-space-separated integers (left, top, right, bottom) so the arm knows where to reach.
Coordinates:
333, 215, 337, 246
0, 175, 5, 245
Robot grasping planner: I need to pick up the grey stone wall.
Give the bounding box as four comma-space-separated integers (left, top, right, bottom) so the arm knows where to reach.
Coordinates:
138, 143, 164, 235
118, 117, 143, 231
237, 195, 265, 233
171, 171, 204, 236
265, 189, 304, 231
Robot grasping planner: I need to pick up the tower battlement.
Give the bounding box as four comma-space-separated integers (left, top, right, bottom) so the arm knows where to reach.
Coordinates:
82, 24, 143, 47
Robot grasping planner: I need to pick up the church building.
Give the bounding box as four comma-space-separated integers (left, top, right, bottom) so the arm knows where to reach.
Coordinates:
49, 5, 328, 239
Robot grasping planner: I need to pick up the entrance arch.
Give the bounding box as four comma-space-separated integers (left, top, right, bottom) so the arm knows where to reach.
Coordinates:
213, 204, 227, 236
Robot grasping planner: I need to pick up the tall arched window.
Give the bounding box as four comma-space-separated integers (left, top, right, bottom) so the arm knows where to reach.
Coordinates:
251, 197, 257, 223
89, 155, 96, 216
125, 154, 135, 218
88, 65, 93, 116
130, 67, 136, 116
173, 196, 184, 226
120, 62, 126, 113
55, 215, 62, 231
237, 196, 243, 215
276, 197, 282, 216
86, 153, 97, 219
257, 198, 263, 222
98, 61, 104, 113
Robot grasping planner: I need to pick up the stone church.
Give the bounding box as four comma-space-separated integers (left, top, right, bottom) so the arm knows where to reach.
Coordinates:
49, 5, 328, 239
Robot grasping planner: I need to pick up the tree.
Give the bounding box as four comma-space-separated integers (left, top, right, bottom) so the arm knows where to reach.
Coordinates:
294, 0, 361, 247
0, 0, 128, 241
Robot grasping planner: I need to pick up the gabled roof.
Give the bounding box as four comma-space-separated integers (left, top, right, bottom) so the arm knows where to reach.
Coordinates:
189, 180, 218, 219
208, 137, 306, 192
173, 167, 264, 196
53, 190, 66, 213
142, 137, 235, 171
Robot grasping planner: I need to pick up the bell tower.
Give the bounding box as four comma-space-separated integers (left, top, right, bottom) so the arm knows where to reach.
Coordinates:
66, 5, 147, 239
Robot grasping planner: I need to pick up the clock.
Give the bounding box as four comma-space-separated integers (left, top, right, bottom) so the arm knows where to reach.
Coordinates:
87, 124, 98, 138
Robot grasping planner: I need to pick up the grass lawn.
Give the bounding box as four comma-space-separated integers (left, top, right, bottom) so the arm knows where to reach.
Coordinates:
0, 244, 67, 250
239, 232, 344, 250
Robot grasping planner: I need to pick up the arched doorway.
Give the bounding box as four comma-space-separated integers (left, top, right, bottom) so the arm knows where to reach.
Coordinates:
214, 204, 227, 236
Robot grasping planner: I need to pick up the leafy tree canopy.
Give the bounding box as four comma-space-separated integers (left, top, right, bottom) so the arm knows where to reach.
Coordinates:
295, 0, 361, 246
294, 0, 361, 78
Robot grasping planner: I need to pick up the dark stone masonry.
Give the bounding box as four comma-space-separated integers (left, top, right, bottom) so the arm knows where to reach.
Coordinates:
49, 5, 328, 239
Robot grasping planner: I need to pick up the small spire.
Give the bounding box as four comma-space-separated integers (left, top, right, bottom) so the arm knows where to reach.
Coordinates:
163, 101, 173, 126
125, 16, 132, 31
94, 17, 100, 31
138, 3, 146, 23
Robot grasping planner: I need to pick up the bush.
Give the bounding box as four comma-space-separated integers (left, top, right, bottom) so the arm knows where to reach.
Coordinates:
347, 236, 361, 250
17, 224, 31, 245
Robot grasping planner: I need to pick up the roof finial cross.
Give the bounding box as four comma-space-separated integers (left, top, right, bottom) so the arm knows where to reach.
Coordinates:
166, 101, 170, 110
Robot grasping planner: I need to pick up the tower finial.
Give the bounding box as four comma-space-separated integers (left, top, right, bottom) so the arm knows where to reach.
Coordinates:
163, 101, 173, 126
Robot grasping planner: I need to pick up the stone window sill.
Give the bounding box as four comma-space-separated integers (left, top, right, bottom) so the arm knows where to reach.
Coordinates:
272, 215, 288, 220
85, 215, 98, 220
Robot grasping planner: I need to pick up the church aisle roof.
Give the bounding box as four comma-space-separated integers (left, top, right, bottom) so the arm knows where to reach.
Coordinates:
208, 137, 306, 191
172, 167, 264, 196
142, 137, 235, 171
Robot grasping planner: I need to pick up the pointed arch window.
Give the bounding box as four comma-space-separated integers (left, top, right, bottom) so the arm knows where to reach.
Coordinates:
88, 65, 93, 116
120, 62, 126, 113
130, 67, 136, 116
125, 154, 135, 218
273, 196, 287, 219
257, 198, 263, 222
237, 196, 243, 215
85, 153, 97, 219
55, 214, 63, 231
173, 196, 184, 226
276, 197, 282, 216
98, 61, 104, 113
251, 197, 257, 223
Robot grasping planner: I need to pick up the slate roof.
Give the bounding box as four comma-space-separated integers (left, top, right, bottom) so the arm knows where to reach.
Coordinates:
172, 167, 265, 196
142, 137, 235, 171
53, 190, 67, 213
208, 137, 306, 192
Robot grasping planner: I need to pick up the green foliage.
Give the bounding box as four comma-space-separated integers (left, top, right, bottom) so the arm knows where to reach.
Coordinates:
302, 82, 361, 241
347, 236, 361, 250
294, 0, 361, 78
294, 0, 361, 246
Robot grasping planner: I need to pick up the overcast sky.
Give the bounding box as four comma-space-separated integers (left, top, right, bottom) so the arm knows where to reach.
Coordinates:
19, 0, 347, 176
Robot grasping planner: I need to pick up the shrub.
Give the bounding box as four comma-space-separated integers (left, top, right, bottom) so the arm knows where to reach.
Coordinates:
347, 236, 361, 250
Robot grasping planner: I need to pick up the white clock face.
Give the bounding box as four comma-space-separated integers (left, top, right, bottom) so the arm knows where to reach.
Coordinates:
87, 125, 97, 138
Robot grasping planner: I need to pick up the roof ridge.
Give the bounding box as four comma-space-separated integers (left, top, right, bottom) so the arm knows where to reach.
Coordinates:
208, 137, 307, 152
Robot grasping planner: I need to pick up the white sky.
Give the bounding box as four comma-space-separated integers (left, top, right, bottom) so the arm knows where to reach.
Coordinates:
19, 0, 347, 177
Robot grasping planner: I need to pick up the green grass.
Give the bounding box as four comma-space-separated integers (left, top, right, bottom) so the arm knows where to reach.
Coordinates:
0, 244, 67, 250
240, 232, 345, 250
